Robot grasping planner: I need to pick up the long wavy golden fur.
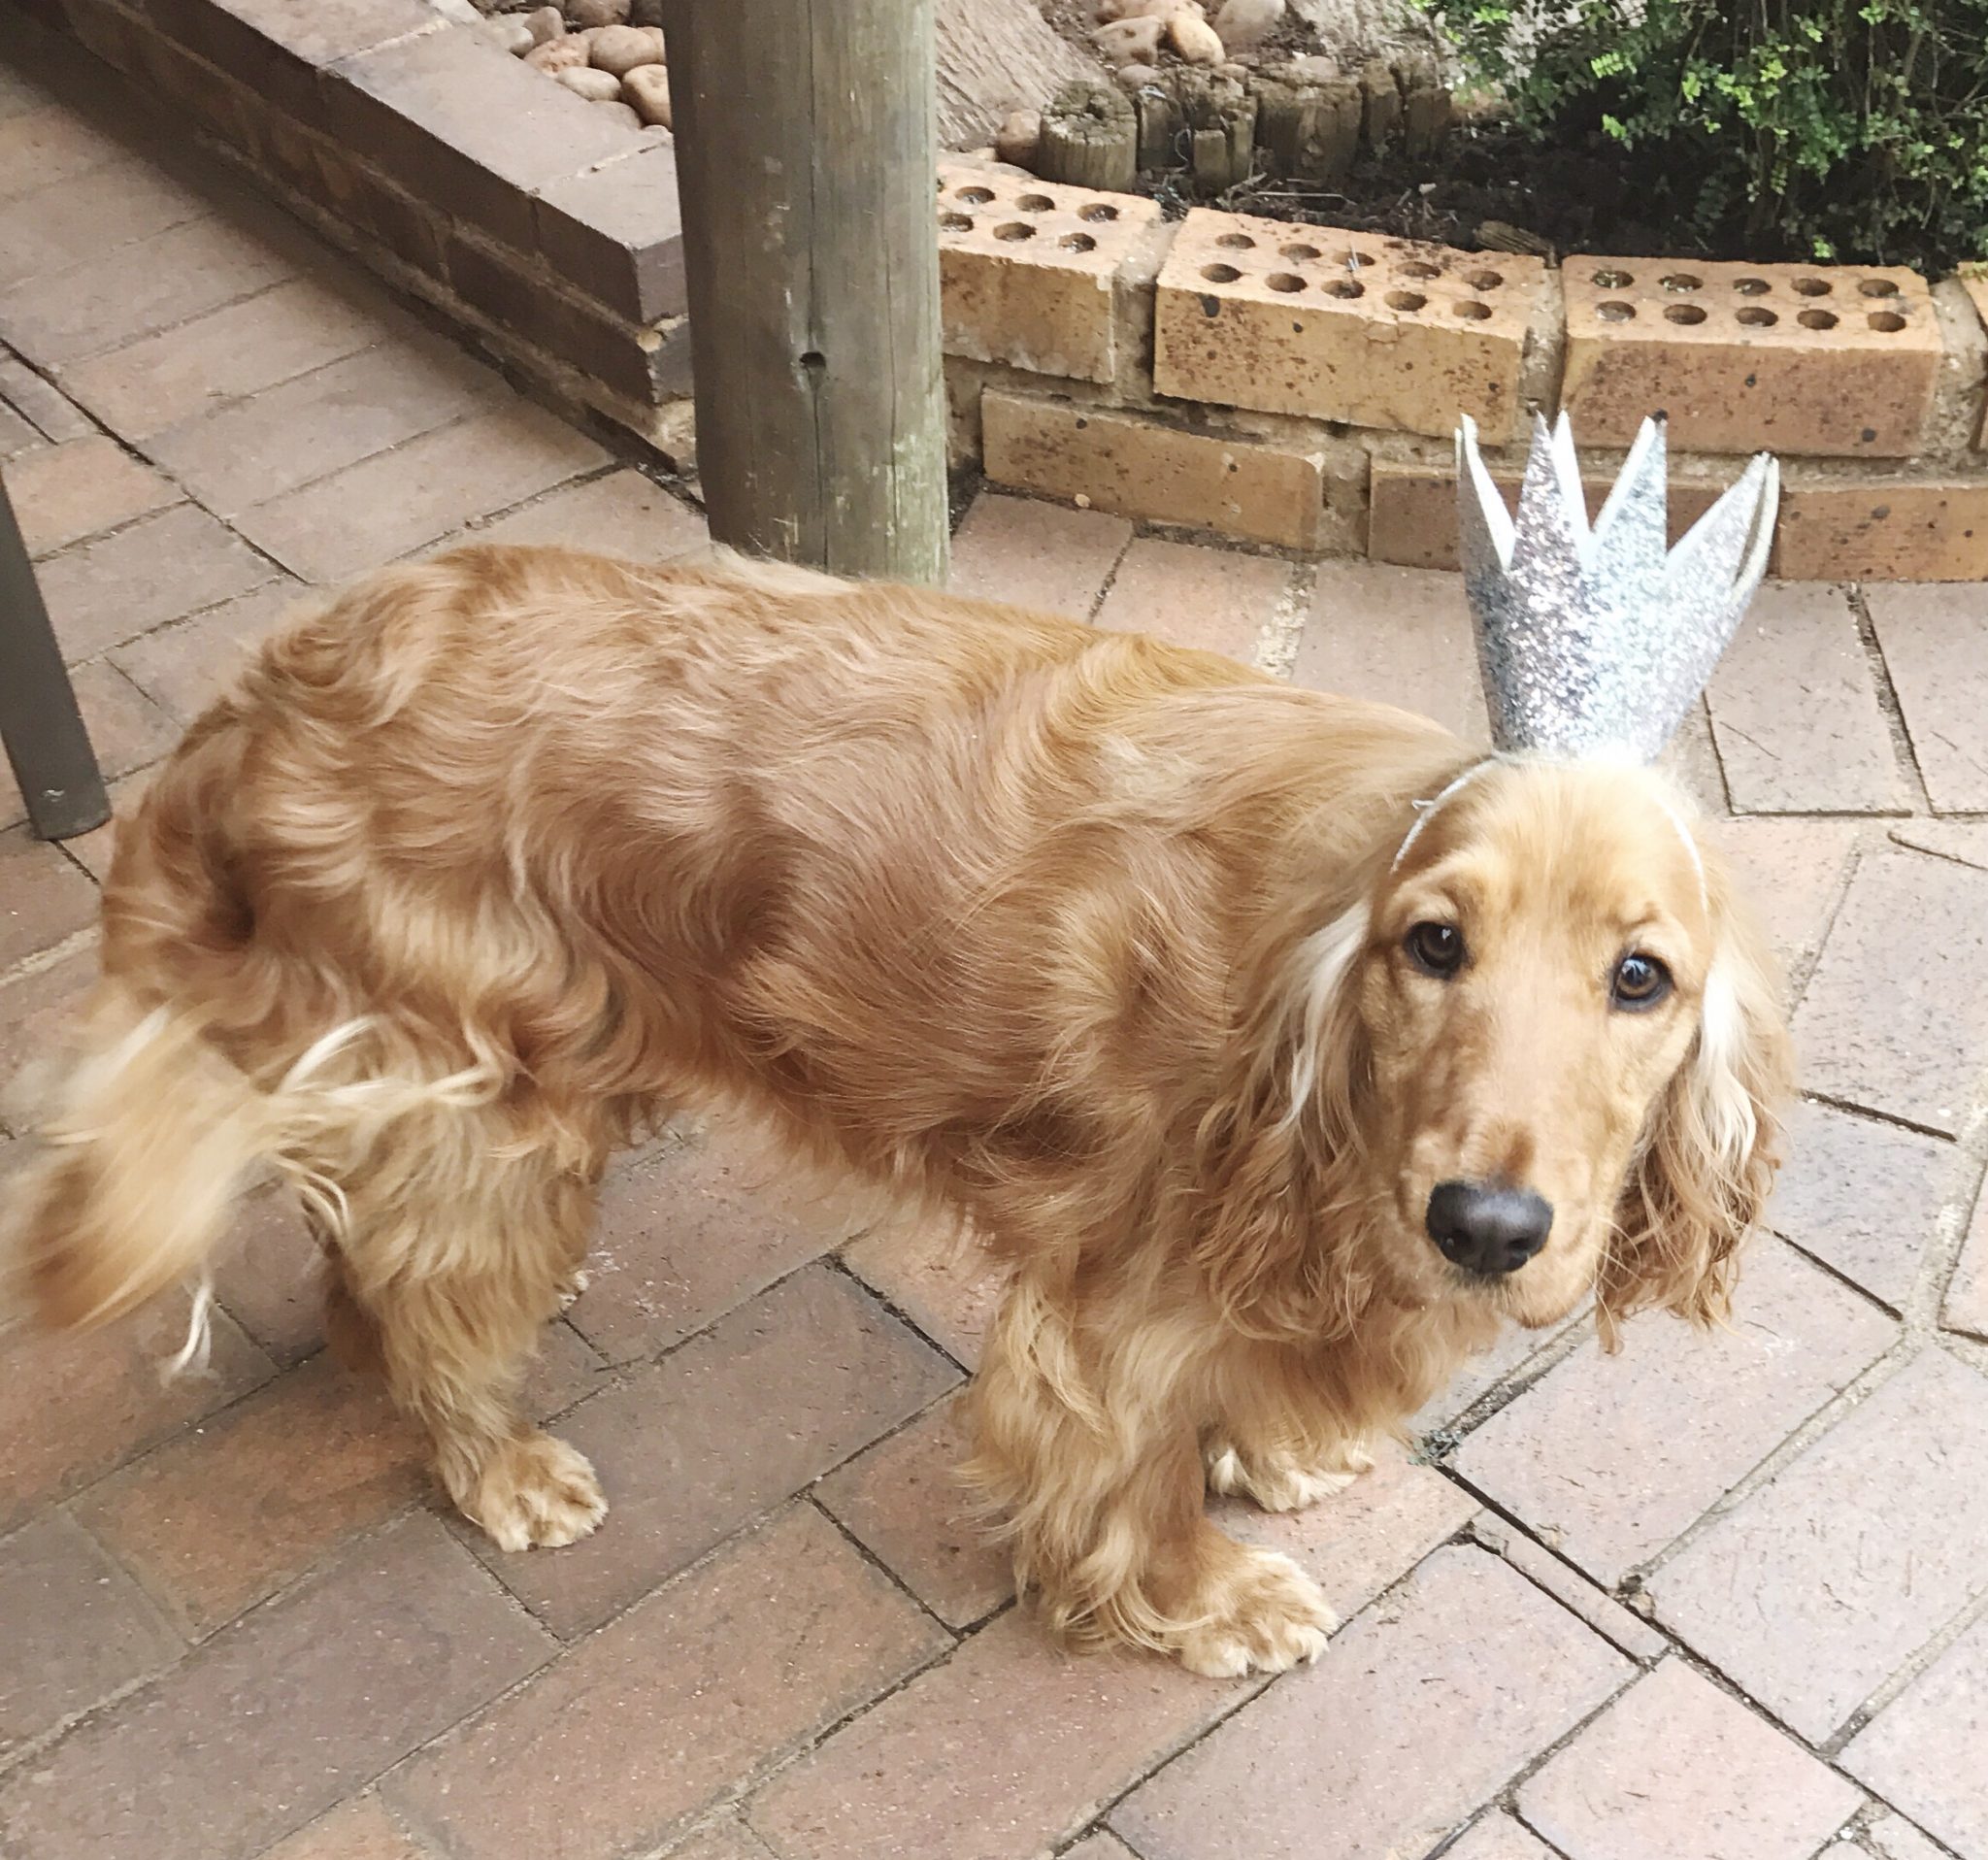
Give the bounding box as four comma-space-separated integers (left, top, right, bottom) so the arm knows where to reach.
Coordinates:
2, 543, 1792, 1675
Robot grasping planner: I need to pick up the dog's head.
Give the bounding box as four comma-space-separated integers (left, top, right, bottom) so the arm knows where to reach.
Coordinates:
1198, 755, 1791, 1345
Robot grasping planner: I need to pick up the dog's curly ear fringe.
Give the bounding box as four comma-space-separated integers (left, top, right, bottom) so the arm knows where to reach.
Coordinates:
1190, 903, 1372, 1342
1600, 910, 1794, 1349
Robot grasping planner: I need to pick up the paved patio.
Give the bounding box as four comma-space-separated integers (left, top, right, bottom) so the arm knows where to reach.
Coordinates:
4, 22, 1988, 1860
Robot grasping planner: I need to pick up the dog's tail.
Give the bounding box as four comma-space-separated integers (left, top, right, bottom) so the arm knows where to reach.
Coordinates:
3, 992, 497, 1359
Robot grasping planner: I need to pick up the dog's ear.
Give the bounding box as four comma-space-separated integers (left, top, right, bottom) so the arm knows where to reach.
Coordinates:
1601, 890, 1792, 1345
1191, 903, 1370, 1342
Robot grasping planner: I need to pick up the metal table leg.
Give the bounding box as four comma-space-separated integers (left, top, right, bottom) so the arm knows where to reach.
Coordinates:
0, 467, 109, 841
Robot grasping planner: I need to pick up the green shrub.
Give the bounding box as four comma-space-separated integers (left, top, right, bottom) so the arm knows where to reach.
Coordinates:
1419, 1, 1988, 269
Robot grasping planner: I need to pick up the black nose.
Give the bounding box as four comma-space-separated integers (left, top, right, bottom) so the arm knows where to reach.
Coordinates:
1425, 1179, 1553, 1277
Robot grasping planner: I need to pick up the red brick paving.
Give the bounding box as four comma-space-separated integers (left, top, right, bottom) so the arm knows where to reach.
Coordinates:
1296, 560, 1492, 743
1770, 1099, 1954, 1310
1517, 1658, 1862, 1860
1843, 1610, 1988, 1860
1795, 845, 1988, 1136
388, 1507, 944, 1860
1706, 583, 1907, 814
564, 1130, 842, 1362
947, 489, 1132, 619
1866, 582, 1988, 814
463, 1265, 957, 1638
750, 1605, 1249, 1860
814, 1391, 1013, 1630
1654, 1349, 1988, 1744
1110, 1548, 1632, 1860
1093, 535, 1292, 663
1452, 1239, 1895, 1587
3, 26, 1987, 1860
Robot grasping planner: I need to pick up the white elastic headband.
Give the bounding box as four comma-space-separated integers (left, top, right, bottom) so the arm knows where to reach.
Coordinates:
1390, 754, 1709, 919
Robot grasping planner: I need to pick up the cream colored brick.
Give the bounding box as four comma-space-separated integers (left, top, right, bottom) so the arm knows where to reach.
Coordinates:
1368, 455, 1738, 572
937, 164, 1161, 385
1956, 269, 1988, 448
981, 389, 1329, 549
1153, 209, 1544, 442
1775, 475, 1988, 581
1564, 255, 1940, 457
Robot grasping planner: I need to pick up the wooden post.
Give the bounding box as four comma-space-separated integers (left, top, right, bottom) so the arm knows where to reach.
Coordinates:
664, 0, 948, 585
1038, 81, 1138, 191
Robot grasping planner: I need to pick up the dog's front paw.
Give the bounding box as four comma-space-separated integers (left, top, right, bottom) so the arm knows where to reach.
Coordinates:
461, 1432, 608, 1551
1173, 1545, 1336, 1677
553, 1267, 590, 1313
1205, 1440, 1373, 1513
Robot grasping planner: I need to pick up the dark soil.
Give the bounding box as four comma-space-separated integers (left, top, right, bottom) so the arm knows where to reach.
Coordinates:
1123, 118, 1805, 265
1229, 122, 1749, 261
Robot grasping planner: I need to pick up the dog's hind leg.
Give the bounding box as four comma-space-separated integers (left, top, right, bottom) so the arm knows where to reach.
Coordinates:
343, 1155, 608, 1551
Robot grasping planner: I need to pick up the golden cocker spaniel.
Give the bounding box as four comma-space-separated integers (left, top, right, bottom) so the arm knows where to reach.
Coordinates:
5, 545, 1790, 1676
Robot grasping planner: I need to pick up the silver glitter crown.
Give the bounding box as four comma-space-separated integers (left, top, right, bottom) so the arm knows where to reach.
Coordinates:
1457, 411, 1779, 764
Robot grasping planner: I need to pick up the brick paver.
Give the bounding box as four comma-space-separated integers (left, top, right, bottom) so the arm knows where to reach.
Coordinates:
8, 430, 178, 556
109, 579, 309, 725
1843, 1610, 1988, 1860
73, 1353, 427, 1639
232, 402, 609, 583
1215, 1437, 1479, 1621
1443, 1813, 1561, 1860
1706, 584, 1906, 814
5, 29, 1988, 1859
841, 1211, 1007, 1369
1867, 582, 1988, 813
1517, 1658, 1862, 1860
1110, 1548, 1631, 1860
59, 274, 397, 440
1296, 560, 1491, 742
750, 1605, 1247, 1860
1452, 1240, 1894, 1586
257, 1796, 428, 1860
1654, 1348, 1988, 1744
947, 489, 1132, 619
142, 336, 494, 519
1948, 1187, 1988, 1341
37, 502, 277, 662
1865, 1812, 1956, 1860
1770, 1099, 1955, 1309
0, 822, 99, 968
0, 1512, 180, 1758
1708, 815, 1857, 975
564, 1130, 840, 1362
1094, 535, 1292, 663
465, 1264, 957, 1637
672, 1820, 785, 1860
1795, 846, 1988, 1134
0, 213, 299, 368
388, 1507, 945, 1860
0, 1514, 549, 1860
814, 1391, 1013, 1629
0, 1298, 273, 1531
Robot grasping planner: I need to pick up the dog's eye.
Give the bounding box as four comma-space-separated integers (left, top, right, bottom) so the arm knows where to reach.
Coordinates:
1611, 951, 1673, 1010
1405, 921, 1465, 978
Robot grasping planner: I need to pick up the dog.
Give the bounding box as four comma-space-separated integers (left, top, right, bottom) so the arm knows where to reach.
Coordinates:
3, 543, 1791, 1677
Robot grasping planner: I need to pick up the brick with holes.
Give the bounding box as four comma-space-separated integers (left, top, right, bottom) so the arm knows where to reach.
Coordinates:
937, 164, 1162, 384
1152, 209, 1545, 441
1562, 256, 1940, 456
